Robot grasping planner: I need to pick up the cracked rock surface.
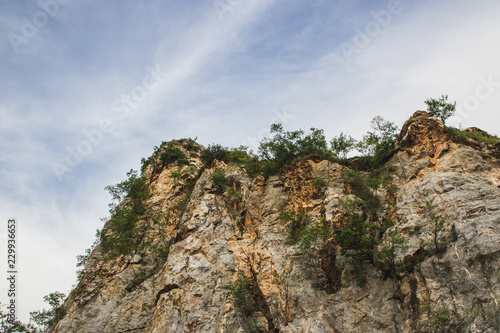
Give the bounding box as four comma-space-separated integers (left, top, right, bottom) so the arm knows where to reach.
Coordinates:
51, 113, 500, 332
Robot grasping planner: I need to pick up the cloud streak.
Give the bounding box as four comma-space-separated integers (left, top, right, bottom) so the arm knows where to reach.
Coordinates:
1, 0, 499, 322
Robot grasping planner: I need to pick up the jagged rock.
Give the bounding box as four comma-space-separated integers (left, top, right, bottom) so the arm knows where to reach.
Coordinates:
51, 116, 500, 332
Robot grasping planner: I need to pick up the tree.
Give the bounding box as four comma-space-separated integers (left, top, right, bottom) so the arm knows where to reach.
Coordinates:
259, 123, 332, 175
330, 132, 357, 159
378, 227, 409, 278
102, 170, 150, 256
29, 292, 66, 332
200, 144, 228, 165
425, 94, 456, 123
425, 200, 446, 254
357, 116, 399, 167
0, 304, 30, 332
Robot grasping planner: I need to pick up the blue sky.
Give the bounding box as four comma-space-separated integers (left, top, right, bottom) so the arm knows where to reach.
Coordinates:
1, 0, 500, 322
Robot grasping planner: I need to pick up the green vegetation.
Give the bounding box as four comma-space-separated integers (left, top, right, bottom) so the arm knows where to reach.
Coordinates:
336, 167, 395, 263
417, 302, 461, 333
311, 177, 326, 188
378, 227, 409, 278
223, 271, 255, 317
356, 116, 399, 168
425, 200, 447, 254
160, 144, 189, 166
200, 143, 228, 165
344, 168, 392, 220
169, 169, 183, 184
336, 199, 379, 263
259, 123, 332, 176
141, 141, 192, 173
283, 210, 330, 251
75, 229, 101, 283
329, 116, 399, 169
0, 292, 66, 333
29, 292, 66, 332
0, 310, 29, 333
227, 188, 243, 203
101, 170, 150, 257
445, 126, 500, 146
126, 272, 153, 292
199, 114, 403, 177
228, 147, 262, 178
331, 132, 356, 159
425, 94, 456, 123
210, 168, 229, 190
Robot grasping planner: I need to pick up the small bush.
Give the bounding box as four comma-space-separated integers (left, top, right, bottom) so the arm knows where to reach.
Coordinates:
169, 169, 183, 184
160, 145, 188, 166
101, 170, 150, 257
331, 132, 357, 159
227, 188, 243, 202
336, 199, 378, 263
140, 156, 153, 173
29, 292, 66, 331
101, 207, 139, 256
417, 302, 461, 332
154, 246, 170, 260
259, 123, 332, 176
356, 116, 399, 169
312, 177, 326, 188
201, 144, 228, 165
425, 200, 447, 254
228, 146, 262, 178
425, 94, 456, 123
126, 272, 152, 292
445, 126, 500, 146
75, 229, 101, 283
211, 168, 228, 190
378, 227, 409, 277
222, 271, 255, 317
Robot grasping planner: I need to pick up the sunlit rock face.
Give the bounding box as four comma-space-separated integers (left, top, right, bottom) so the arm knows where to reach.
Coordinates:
51, 114, 500, 333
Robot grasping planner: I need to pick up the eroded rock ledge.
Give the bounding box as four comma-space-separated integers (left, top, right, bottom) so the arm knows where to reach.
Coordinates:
51, 112, 500, 333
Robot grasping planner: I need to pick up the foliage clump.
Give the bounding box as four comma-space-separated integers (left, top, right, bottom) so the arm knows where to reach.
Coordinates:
425, 200, 447, 255
160, 144, 189, 166
222, 271, 255, 317
445, 126, 500, 146
330, 132, 356, 159
101, 169, 150, 257
336, 199, 379, 263
425, 94, 456, 123
200, 144, 228, 165
259, 124, 332, 176
75, 229, 101, 283
211, 168, 229, 190
1, 292, 66, 332
377, 227, 409, 278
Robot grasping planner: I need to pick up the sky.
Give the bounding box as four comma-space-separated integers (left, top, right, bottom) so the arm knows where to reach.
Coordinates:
0, 0, 499, 323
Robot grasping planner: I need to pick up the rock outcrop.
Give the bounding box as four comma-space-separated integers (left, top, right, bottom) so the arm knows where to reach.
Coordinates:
51, 112, 500, 332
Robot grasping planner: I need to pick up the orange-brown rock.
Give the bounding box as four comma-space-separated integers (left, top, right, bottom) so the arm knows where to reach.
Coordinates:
50, 116, 500, 333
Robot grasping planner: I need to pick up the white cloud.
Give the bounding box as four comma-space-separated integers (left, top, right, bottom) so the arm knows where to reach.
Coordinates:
1, 0, 500, 323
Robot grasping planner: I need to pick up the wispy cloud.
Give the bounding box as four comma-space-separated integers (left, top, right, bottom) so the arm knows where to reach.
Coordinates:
1, 0, 500, 322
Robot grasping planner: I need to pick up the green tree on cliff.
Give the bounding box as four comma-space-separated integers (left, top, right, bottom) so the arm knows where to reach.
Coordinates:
425, 94, 456, 123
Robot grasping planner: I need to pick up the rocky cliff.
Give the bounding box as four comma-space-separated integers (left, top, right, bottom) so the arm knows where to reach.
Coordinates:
51, 112, 500, 332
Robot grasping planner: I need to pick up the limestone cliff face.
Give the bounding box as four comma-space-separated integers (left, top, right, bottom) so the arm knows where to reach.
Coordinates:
52, 112, 500, 332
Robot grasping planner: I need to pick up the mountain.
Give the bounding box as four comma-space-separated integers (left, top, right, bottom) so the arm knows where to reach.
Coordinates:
50, 111, 500, 332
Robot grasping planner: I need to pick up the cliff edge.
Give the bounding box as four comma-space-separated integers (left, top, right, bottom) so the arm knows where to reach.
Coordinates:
51, 112, 500, 332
